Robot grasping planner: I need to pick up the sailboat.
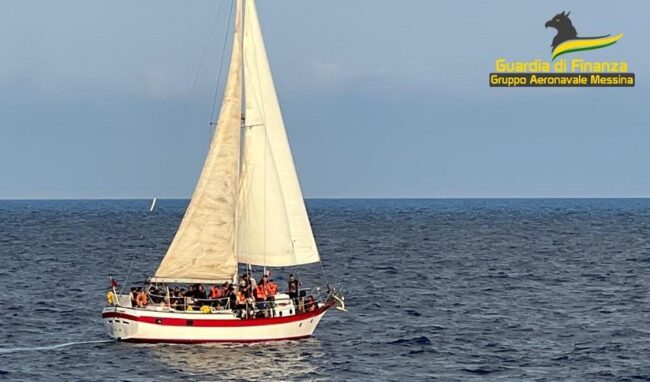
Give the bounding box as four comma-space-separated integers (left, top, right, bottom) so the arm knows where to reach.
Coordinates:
102, 0, 344, 343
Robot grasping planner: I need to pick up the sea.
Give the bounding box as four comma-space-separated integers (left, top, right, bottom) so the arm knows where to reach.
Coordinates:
1, 199, 650, 381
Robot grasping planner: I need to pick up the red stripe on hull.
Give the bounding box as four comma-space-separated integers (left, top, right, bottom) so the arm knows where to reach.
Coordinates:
121, 335, 312, 344
102, 304, 331, 327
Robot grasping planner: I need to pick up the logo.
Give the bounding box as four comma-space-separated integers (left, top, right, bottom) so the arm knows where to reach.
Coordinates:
489, 11, 634, 88
545, 11, 623, 61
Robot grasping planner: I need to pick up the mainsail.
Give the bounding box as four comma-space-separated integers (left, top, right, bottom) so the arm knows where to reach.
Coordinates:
152, 0, 319, 283
237, 0, 320, 267
151, 0, 243, 283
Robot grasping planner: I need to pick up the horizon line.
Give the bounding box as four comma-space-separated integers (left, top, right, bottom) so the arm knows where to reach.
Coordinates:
5, 196, 650, 201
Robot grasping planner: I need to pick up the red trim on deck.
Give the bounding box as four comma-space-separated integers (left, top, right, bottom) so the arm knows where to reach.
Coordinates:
102, 303, 332, 327
122, 335, 312, 344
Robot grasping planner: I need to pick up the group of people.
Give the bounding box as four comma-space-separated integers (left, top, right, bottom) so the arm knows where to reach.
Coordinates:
127, 273, 317, 316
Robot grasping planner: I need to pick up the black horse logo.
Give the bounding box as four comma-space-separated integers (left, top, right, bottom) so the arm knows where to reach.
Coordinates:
545, 11, 610, 50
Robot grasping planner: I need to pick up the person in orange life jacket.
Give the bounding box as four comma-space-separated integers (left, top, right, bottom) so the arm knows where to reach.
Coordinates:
209, 284, 222, 299
255, 278, 268, 301
136, 288, 148, 307
261, 272, 272, 294
235, 289, 247, 306
263, 275, 279, 317
208, 284, 222, 307
265, 277, 278, 297
255, 278, 269, 316
234, 288, 248, 318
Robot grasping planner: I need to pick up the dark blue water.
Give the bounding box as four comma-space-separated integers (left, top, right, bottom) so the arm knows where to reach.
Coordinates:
1, 199, 650, 381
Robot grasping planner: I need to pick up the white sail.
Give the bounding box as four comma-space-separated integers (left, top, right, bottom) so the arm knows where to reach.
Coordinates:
151, 0, 243, 284
237, 0, 320, 267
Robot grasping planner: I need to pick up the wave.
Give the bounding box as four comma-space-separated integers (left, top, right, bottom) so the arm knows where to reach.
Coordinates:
388, 336, 432, 346
0, 339, 112, 354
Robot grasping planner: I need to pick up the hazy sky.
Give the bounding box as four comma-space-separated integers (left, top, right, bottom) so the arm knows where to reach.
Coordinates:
0, 0, 648, 198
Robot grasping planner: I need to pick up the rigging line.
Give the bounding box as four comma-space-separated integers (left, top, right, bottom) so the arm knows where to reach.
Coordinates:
154, 0, 228, 198
110, 205, 142, 291
121, 2, 228, 288
209, 0, 236, 133
120, 204, 156, 292
319, 254, 330, 288
120, 232, 142, 294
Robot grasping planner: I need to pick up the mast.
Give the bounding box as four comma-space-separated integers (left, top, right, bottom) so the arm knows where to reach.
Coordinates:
234, 0, 246, 285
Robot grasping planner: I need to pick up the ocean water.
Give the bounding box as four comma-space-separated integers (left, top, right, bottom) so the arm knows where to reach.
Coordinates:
1, 199, 650, 381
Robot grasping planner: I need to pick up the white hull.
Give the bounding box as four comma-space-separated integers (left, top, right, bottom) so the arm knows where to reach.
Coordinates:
102, 304, 332, 343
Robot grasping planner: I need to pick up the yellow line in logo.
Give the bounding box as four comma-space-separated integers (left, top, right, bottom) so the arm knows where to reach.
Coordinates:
552, 33, 624, 60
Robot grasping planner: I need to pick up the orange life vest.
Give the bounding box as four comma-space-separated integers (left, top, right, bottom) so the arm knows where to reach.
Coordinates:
136, 292, 148, 306
210, 287, 222, 299
255, 285, 267, 300
266, 282, 277, 296
236, 292, 246, 305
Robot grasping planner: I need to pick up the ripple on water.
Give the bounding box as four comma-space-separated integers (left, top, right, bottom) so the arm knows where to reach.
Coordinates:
2, 199, 650, 380
388, 336, 432, 346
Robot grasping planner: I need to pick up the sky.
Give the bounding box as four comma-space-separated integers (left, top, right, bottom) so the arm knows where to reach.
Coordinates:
0, 0, 648, 199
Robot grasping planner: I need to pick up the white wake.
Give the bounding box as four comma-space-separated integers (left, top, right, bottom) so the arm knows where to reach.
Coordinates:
0, 339, 112, 354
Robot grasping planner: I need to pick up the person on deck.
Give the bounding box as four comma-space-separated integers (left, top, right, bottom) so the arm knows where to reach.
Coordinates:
240, 275, 251, 298
220, 282, 230, 297
305, 295, 317, 312
228, 285, 237, 310
235, 289, 247, 318
208, 284, 222, 307
170, 290, 181, 310
264, 276, 278, 317
148, 285, 162, 304
196, 284, 207, 300
255, 279, 268, 316
288, 274, 299, 301
255, 279, 267, 300
136, 288, 148, 308
248, 272, 257, 291
209, 284, 222, 299
130, 287, 138, 307
265, 277, 278, 297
